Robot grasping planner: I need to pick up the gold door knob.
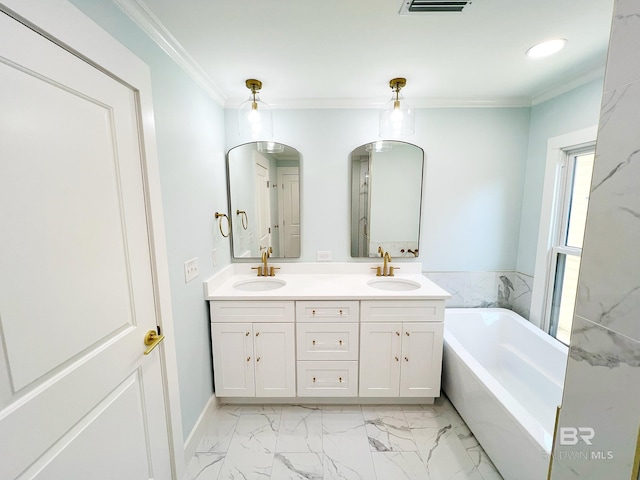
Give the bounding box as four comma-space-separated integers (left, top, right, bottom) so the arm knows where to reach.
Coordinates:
405, 332, 410, 336
405, 356, 409, 362
256, 332, 260, 336
143, 329, 165, 355
395, 356, 399, 362
246, 356, 251, 362
246, 331, 250, 336
396, 331, 400, 336
256, 357, 261, 362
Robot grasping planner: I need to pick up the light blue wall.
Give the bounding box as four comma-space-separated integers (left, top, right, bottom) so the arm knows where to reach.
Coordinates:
516, 79, 604, 275
68, 1, 228, 440
226, 107, 531, 271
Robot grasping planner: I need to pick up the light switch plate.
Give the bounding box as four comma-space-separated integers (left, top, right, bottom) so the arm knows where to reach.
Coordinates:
184, 257, 199, 283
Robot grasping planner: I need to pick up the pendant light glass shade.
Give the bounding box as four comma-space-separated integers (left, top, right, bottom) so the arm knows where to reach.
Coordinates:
239, 79, 273, 140
379, 78, 415, 138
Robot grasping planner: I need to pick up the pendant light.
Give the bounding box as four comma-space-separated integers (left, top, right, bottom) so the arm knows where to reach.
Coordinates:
379, 77, 415, 138
239, 79, 273, 140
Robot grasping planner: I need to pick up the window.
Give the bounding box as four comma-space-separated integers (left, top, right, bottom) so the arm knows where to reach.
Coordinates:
546, 148, 595, 344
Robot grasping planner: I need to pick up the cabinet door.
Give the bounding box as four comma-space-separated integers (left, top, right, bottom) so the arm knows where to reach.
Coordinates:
211, 323, 255, 397
359, 322, 401, 397
254, 323, 296, 397
400, 322, 444, 397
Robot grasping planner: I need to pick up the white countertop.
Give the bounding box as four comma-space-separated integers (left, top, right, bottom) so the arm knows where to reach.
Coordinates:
203, 262, 451, 301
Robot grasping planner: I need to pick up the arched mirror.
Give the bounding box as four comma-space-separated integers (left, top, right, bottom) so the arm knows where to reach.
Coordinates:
227, 142, 301, 259
350, 141, 424, 257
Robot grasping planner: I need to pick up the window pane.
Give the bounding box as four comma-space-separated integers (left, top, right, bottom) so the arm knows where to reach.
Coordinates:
566, 152, 595, 248
549, 253, 581, 345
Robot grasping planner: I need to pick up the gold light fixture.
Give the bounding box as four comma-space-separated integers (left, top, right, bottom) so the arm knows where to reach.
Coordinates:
379, 77, 415, 138
239, 79, 273, 140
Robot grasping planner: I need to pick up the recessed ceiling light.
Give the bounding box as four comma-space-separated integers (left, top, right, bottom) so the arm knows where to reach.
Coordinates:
525, 39, 567, 58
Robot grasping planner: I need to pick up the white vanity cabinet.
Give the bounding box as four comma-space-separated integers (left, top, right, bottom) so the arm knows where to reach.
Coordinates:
210, 301, 295, 397
295, 301, 359, 397
359, 300, 444, 397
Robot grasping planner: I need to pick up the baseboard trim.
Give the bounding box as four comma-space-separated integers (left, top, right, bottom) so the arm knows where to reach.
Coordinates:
183, 394, 219, 466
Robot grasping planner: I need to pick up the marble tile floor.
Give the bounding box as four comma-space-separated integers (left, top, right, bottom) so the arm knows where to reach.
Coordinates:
185, 395, 503, 480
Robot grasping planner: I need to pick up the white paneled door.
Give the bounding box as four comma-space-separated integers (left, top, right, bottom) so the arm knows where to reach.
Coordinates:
0, 8, 174, 480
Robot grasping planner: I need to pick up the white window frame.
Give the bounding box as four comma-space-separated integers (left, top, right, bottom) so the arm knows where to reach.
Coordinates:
529, 126, 597, 333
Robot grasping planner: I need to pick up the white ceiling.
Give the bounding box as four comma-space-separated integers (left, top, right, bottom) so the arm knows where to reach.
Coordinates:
130, 0, 614, 108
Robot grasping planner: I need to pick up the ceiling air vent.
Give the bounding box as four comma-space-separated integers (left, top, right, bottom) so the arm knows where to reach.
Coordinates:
399, 0, 471, 15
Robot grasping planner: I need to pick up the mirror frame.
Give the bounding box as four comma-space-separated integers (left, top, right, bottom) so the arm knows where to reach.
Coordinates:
225, 141, 301, 260
349, 140, 425, 258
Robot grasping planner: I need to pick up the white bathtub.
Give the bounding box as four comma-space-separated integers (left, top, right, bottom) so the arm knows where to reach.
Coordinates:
442, 308, 568, 480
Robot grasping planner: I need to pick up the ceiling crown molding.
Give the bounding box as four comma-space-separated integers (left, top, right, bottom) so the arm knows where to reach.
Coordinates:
531, 66, 605, 106
113, 0, 226, 105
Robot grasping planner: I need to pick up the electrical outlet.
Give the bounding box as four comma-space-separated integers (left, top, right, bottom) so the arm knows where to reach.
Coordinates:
184, 257, 199, 283
211, 248, 218, 267
316, 251, 332, 261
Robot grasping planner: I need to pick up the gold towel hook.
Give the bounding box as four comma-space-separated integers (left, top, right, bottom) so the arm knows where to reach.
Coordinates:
215, 212, 231, 238
236, 209, 248, 230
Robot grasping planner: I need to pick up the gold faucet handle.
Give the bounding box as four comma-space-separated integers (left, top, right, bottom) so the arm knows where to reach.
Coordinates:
251, 266, 264, 276
269, 266, 280, 277
389, 266, 399, 277
371, 266, 382, 276
377, 246, 385, 257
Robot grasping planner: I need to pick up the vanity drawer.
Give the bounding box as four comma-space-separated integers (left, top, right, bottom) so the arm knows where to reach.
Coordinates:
210, 301, 294, 323
297, 361, 358, 397
361, 300, 444, 322
295, 301, 359, 322
296, 322, 359, 361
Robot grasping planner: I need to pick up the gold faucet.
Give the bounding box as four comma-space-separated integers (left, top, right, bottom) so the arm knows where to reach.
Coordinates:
253, 246, 279, 276
372, 247, 398, 277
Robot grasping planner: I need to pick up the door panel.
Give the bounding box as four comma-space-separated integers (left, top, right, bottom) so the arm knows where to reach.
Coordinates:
212, 323, 255, 396
278, 168, 300, 257
400, 323, 444, 397
254, 153, 271, 250
0, 11, 171, 479
254, 323, 295, 396
359, 322, 401, 397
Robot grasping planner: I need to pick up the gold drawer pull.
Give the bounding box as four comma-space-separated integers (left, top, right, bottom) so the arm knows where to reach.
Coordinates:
312, 340, 316, 345
339, 377, 343, 383
339, 340, 343, 345
312, 309, 316, 315
313, 377, 316, 383
339, 309, 343, 315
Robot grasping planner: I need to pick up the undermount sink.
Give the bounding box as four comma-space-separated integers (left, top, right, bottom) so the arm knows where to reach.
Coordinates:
233, 278, 286, 291
367, 278, 421, 291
